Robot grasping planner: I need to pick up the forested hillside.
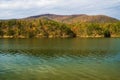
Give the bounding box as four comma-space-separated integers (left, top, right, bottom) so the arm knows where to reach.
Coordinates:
28, 14, 118, 23
0, 14, 120, 38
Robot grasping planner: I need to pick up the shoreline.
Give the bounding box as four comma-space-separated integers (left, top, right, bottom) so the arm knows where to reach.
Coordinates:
0, 35, 120, 39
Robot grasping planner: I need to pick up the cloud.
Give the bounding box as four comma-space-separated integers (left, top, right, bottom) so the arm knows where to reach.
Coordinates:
0, 0, 56, 9
0, 0, 120, 19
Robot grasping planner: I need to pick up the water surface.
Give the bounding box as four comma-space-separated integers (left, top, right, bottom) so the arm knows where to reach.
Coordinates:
0, 38, 120, 80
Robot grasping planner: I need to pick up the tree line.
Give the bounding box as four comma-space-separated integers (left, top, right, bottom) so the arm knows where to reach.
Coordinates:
0, 18, 120, 38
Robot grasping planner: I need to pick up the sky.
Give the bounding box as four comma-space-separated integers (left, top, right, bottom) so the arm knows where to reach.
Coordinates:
0, 0, 120, 19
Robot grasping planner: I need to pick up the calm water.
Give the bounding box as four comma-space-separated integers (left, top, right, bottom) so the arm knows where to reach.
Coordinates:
0, 38, 120, 80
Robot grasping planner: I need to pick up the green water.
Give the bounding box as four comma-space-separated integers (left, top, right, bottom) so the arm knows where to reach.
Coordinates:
0, 38, 120, 80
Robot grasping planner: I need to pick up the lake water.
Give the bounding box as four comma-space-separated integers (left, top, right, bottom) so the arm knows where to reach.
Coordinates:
0, 38, 120, 80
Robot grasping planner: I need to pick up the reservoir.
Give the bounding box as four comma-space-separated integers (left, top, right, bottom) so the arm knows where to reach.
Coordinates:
0, 38, 120, 80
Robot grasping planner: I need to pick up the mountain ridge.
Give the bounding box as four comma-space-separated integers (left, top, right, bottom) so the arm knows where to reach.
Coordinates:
26, 14, 119, 23
0, 14, 120, 38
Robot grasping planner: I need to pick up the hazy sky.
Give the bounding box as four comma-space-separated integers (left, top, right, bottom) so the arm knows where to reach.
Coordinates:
0, 0, 120, 19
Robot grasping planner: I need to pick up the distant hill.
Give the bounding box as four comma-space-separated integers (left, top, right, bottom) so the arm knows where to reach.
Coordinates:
27, 14, 119, 23
0, 14, 120, 38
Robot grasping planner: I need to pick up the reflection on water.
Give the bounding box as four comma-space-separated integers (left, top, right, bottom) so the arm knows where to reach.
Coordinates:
0, 38, 120, 80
